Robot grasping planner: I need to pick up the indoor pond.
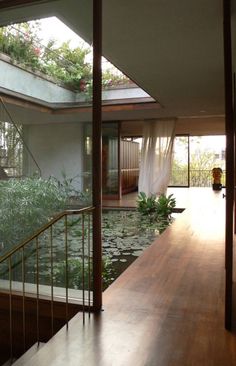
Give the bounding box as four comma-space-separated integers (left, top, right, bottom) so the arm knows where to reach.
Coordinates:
102, 209, 170, 279
0, 209, 174, 290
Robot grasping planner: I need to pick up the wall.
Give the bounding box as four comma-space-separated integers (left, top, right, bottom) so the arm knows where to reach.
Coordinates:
23, 122, 85, 191
0, 54, 152, 106
175, 117, 225, 135
0, 54, 76, 103
101, 85, 151, 102
121, 116, 225, 137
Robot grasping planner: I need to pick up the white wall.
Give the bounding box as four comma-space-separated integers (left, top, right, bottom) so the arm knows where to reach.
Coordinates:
0, 55, 76, 103
23, 122, 86, 191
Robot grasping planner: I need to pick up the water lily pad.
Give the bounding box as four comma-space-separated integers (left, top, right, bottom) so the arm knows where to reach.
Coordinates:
132, 250, 143, 256
20, 208, 173, 289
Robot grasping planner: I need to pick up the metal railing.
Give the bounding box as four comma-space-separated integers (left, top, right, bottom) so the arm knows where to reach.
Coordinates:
0, 206, 94, 364
169, 169, 226, 187
0, 97, 41, 179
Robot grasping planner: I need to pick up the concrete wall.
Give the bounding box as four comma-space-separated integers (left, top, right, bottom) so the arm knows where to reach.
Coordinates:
76, 84, 152, 103
23, 122, 86, 191
0, 54, 76, 103
0, 54, 151, 105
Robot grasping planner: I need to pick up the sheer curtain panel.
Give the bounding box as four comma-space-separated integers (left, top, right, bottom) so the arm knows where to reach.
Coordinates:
138, 119, 176, 196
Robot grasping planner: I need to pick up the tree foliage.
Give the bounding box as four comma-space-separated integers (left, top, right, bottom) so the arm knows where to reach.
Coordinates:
0, 22, 42, 69
0, 22, 130, 92
170, 136, 225, 187
41, 39, 92, 90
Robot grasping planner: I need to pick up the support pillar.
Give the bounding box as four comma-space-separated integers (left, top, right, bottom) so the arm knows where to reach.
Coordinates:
223, 0, 234, 330
92, 0, 103, 311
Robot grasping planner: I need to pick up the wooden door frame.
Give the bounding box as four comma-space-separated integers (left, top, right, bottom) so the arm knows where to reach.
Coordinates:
224, 0, 234, 330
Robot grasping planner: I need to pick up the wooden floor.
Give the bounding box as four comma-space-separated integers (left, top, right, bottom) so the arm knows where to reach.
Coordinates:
22, 188, 236, 366
102, 187, 201, 209
102, 191, 138, 208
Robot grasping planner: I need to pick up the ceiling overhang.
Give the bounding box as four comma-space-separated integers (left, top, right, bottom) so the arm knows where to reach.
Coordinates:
0, 0, 226, 121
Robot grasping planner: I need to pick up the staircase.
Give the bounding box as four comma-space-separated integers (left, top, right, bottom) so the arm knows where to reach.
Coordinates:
0, 206, 94, 365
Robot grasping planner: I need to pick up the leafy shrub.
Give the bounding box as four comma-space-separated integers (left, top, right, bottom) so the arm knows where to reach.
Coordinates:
55, 171, 92, 206
137, 191, 158, 216
0, 177, 66, 252
0, 22, 130, 93
41, 40, 92, 91
156, 194, 176, 220
137, 192, 176, 221
0, 22, 45, 73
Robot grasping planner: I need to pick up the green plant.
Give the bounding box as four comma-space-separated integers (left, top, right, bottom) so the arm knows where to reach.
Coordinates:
56, 170, 81, 199
0, 21, 131, 94
102, 257, 115, 289
0, 177, 67, 252
102, 68, 130, 88
137, 192, 176, 224
0, 23, 42, 70
55, 171, 92, 205
156, 194, 176, 220
42, 40, 92, 91
137, 191, 158, 216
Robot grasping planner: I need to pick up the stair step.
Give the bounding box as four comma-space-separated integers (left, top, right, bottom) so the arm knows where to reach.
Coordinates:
13, 343, 45, 366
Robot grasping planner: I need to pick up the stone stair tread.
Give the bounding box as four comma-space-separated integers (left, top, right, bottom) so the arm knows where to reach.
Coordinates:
13, 342, 45, 366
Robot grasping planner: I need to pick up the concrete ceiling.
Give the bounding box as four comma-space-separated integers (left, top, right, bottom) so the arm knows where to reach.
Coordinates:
102, 0, 225, 118
0, 0, 225, 120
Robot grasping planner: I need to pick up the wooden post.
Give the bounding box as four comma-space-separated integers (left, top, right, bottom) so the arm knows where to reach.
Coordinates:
92, 0, 103, 311
118, 122, 122, 200
223, 0, 234, 330
187, 135, 190, 187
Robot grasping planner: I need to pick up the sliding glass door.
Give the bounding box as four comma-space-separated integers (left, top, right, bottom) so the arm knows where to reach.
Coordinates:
169, 135, 189, 187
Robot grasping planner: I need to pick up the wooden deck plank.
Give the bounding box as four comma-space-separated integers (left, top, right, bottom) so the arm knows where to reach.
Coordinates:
102, 187, 204, 209
23, 188, 236, 366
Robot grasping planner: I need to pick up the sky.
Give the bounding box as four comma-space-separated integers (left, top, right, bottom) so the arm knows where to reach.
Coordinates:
190, 135, 225, 152
37, 17, 111, 69
38, 17, 87, 48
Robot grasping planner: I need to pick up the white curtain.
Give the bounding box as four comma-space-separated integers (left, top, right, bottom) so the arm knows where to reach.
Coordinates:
138, 120, 176, 196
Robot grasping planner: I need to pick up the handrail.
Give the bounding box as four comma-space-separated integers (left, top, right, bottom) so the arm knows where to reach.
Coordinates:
0, 206, 94, 264
189, 169, 226, 173
0, 205, 94, 363
170, 169, 226, 187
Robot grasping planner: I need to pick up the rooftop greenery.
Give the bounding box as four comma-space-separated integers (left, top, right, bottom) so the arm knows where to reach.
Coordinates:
0, 22, 130, 93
